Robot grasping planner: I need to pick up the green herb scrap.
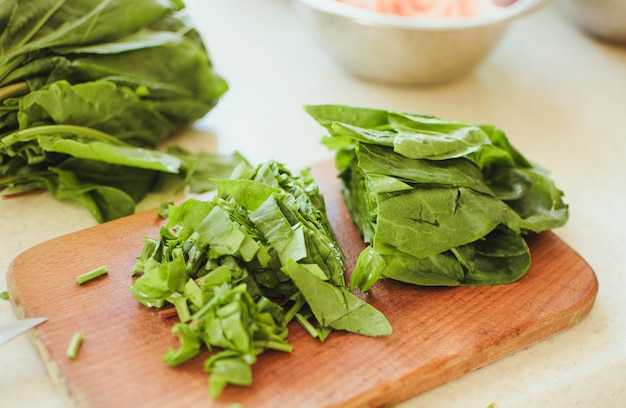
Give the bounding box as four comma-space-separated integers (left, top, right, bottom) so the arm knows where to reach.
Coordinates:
130, 160, 391, 398
66, 331, 84, 359
0, 0, 237, 222
75, 265, 109, 285
305, 104, 569, 288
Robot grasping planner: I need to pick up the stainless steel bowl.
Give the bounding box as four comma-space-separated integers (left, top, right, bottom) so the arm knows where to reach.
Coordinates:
293, 0, 546, 86
555, 0, 626, 44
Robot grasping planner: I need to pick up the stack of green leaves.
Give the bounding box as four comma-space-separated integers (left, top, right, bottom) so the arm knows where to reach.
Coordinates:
130, 160, 391, 398
0, 0, 236, 222
305, 104, 569, 289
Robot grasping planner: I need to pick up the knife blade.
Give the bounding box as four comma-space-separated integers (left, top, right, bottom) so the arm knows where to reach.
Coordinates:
0, 317, 47, 346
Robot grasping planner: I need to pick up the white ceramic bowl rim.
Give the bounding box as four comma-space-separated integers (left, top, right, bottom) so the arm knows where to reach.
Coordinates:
293, 0, 547, 30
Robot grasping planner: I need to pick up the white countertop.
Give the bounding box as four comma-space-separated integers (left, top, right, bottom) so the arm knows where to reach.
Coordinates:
1, 1, 625, 407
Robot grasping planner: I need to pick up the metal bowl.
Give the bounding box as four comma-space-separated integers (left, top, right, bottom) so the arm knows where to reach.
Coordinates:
555, 0, 626, 44
293, 0, 546, 86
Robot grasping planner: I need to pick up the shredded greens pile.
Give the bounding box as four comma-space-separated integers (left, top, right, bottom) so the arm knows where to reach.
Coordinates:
0, 0, 238, 222
305, 104, 569, 289
130, 160, 391, 398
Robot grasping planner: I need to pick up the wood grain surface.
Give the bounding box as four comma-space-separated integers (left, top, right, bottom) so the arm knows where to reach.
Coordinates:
7, 160, 598, 408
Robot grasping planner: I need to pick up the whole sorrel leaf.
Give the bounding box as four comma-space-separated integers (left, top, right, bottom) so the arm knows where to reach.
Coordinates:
40, 138, 181, 173
373, 186, 522, 259
52, 155, 158, 198
50, 164, 139, 223
17, 80, 181, 146
357, 143, 493, 195
330, 114, 491, 161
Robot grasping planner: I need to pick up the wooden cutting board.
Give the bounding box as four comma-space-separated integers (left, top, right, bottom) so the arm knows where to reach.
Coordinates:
7, 160, 598, 408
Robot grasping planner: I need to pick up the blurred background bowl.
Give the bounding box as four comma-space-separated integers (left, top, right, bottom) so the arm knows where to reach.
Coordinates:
555, 0, 626, 44
293, 0, 546, 86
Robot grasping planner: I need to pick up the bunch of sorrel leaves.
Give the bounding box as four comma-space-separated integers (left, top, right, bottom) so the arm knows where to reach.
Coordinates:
130, 160, 391, 398
305, 104, 569, 289
0, 0, 240, 222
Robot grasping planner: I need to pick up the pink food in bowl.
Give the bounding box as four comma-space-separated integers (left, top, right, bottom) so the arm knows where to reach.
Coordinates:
336, 0, 514, 18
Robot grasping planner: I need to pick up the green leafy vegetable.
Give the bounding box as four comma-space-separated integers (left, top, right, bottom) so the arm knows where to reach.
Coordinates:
305, 104, 569, 289
0, 0, 238, 222
130, 160, 391, 398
